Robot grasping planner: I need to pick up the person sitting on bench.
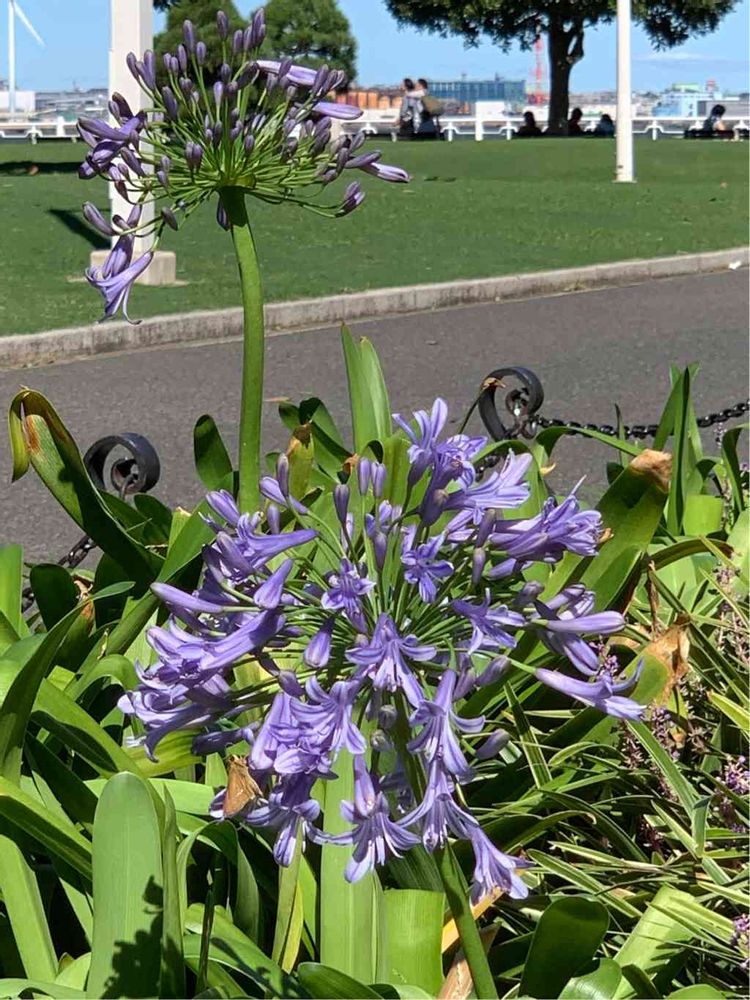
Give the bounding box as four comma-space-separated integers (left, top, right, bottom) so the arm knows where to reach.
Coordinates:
702, 104, 727, 134
517, 111, 542, 137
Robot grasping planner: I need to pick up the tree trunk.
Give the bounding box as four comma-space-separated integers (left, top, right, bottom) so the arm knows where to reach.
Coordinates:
546, 20, 585, 134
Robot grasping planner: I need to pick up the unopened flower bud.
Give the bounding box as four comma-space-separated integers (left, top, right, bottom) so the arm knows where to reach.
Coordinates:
378, 705, 397, 730
334, 484, 350, 526
177, 43, 188, 72
276, 454, 290, 497
477, 656, 510, 688
182, 19, 196, 53
216, 10, 229, 39
372, 462, 386, 499
232, 29, 244, 55
162, 86, 178, 121
304, 619, 334, 668
357, 457, 372, 494
266, 503, 281, 534
196, 40, 207, 65
161, 207, 178, 230
213, 81, 224, 106
472, 547, 486, 585
476, 730, 511, 760
216, 200, 230, 230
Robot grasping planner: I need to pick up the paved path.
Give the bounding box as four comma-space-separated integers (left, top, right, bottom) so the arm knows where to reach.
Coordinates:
2, 270, 747, 561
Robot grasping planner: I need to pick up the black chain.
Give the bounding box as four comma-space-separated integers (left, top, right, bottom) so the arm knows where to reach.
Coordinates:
536, 400, 749, 441
474, 365, 749, 475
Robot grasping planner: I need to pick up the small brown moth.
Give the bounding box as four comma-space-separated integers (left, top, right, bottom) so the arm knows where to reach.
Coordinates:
223, 754, 263, 818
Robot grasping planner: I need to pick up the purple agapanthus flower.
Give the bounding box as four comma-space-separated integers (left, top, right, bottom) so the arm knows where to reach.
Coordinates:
408, 671, 484, 783
332, 757, 420, 882
489, 486, 602, 577
536, 666, 644, 719
469, 827, 531, 903
453, 592, 525, 654
347, 614, 435, 707
119, 393, 645, 904
85, 235, 153, 322
321, 558, 375, 630
401, 526, 453, 603
77, 6, 407, 319
530, 586, 624, 675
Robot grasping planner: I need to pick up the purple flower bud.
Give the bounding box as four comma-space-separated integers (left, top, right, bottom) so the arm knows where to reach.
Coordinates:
251, 113, 266, 132
156, 169, 169, 189
141, 50, 156, 90
212, 121, 224, 146
169, 55, 180, 76
247, 8, 265, 50
372, 532, 388, 570
349, 130, 366, 153
213, 81, 224, 107
476, 730, 511, 760
304, 619, 335, 669
220, 62, 232, 85
455, 665, 477, 700
372, 462, 386, 499
244, 132, 255, 154
162, 86, 179, 121
334, 484, 350, 526
162, 52, 173, 72
185, 140, 203, 170
232, 29, 243, 55
83, 202, 115, 237
477, 656, 511, 688
226, 81, 239, 101
357, 458, 372, 494
338, 180, 364, 215
177, 43, 188, 72
344, 146, 379, 168
266, 503, 281, 534
378, 705, 397, 730
312, 64, 330, 98
472, 548, 486, 585
182, 19, 196, 53
216, 201, 230, 230
313, 100, 362, 121
237, 62, 257, 88
276, 454, 290, 497
216, 9, 229, 39
196, 40, 207, 66
120, 147, 145, 177
161, 207, 178, 230
230, 123, 242, 141
216, 199, 231, 232
126, 52, 139, 81
179, 76, 193, 96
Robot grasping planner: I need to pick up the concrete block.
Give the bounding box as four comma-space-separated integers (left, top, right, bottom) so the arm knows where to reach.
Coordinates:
89, 249, 177, 286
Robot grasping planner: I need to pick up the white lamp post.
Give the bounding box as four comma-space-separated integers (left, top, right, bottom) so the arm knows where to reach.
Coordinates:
90, 0, 175, 285
615, 0, 635, 182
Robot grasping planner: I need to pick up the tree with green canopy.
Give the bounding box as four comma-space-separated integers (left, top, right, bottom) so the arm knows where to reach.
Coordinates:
384, 0, 738, 133
261, 0, 357, 84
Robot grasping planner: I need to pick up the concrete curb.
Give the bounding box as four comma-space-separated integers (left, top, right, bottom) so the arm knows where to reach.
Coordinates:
2, 247, 747, 369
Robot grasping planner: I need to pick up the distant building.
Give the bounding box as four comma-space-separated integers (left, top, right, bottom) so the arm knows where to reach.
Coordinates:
429, 75, 525, 107
35, 88, 108, 120
653, 82, 722, 117
0, 88, 35, 113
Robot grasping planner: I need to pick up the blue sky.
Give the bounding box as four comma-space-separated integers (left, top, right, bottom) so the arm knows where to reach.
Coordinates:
3, 0, 748, 93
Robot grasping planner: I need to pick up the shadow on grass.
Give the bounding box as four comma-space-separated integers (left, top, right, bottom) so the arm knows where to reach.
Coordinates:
0, 159, 80, 175
48, 208, 108, 249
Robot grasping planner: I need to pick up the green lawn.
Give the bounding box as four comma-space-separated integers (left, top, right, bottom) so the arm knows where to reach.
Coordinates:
0, 138, 747, 335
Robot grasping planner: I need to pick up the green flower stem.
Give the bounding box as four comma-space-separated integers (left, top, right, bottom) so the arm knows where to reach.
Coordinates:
434, 845, 498, 1000
220, 186, 265, 513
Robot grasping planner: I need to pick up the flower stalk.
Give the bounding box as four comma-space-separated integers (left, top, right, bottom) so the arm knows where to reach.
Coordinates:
435, 845, 498, 1000
220, 186, 264, 513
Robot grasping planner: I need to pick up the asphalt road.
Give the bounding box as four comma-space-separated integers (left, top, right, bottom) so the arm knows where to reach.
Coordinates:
2, 270, 747, 562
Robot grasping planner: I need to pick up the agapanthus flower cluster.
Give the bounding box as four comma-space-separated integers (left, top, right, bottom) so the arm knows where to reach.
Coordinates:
78, 7, 406, 320
119, 398, 643, 901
